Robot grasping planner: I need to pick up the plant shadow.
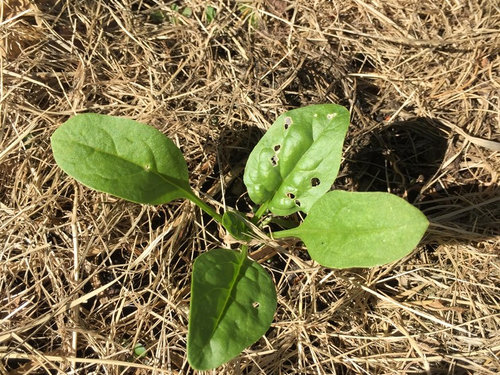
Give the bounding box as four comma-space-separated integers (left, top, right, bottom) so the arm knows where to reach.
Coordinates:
341, 117, 448, 203
208, 122, 264, 212
341, 117, 499, 243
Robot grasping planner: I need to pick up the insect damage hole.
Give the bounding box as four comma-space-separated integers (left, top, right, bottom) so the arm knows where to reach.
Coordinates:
273, 144, 281, 152
284, 116, 293, 129
252, 301, 260, 309
286, 192, 295, 199
295, 199, 301, 207
270, 155, 279, 167
311, 177, 320, 186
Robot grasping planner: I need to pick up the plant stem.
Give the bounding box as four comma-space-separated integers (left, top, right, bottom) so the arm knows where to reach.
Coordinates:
271, 228, 298, 239
241, 244, 248, 259
183, 190, 223, 224
253, 202, 268, 223
269, 217, 299, 230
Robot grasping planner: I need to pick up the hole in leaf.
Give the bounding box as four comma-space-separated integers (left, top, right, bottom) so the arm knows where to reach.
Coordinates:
270, 155, 279, 166
295, 199, 301, 207
252, 301, 260, 308
284, 116, 293, 129
286, 192, 295, 199
327, 113, 337, 120
273, 144, 281, 152
311, 177, 320, 186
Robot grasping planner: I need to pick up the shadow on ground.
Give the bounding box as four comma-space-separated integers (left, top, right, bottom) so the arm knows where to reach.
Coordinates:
342, 117, 499, 242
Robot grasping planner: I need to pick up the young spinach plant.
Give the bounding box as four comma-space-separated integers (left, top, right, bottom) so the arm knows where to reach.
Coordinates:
51, 104, 429, 370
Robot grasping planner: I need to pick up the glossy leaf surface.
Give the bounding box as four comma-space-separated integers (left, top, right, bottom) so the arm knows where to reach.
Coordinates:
276, 191, 429, 268
244, 104, 349, 216
188, 249, 276, 370
51, 113, 190, 204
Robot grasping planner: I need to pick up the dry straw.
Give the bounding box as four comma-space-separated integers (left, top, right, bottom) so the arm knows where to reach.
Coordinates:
1, 0, 498, 374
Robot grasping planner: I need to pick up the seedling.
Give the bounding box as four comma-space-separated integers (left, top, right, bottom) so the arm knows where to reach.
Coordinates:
51, 104, 428, 370
133, 343, 147, 359
205, 6, 216, 24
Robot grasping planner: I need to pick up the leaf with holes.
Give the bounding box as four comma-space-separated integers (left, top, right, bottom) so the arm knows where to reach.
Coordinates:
51, 113, 192, 205
274, 191, 429, 268
188, 249, 276, 370
244, 104, 350, 216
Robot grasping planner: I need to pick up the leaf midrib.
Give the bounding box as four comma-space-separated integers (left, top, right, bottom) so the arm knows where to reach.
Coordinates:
275, 219, 421, 241
268, 121, 347, 211
209, 253, 246, 340
300, 221, 417, 236
65, 139, 190, 195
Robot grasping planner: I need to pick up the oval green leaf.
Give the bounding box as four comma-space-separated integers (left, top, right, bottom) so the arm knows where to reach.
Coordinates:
188, 249, 276, 370
275, 191, 429, 268
244, 104, 350, 216
51, 113, 191, 205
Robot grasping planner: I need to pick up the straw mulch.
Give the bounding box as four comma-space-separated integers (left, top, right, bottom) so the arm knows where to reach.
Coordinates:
1, 0, 499, 374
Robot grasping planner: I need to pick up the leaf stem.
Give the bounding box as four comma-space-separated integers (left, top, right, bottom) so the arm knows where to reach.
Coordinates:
271, 228, 299, 239
240, 244, 248, 259
253, 202, 268, 224
269, 217, 299, 230
183, 190, 223, 224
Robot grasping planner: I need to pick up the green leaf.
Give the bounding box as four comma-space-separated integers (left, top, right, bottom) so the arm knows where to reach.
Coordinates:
275, 191, 429, 268
169, 4, 180, 24
205, 6, 216, 24
222, 210, 251, 241
238, 4, 259, 27
244, 104, 350, 216
181, 7, 192, 17
51, 113, 191, 205
188, 249, 276, 370
133, 343, 147, 358
149, 10, 165, 24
